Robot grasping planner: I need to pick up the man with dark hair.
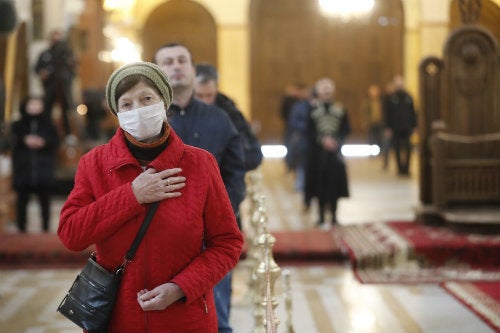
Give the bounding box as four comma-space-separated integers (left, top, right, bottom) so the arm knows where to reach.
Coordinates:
154, 43, 246, 333
194, 63, 262, 172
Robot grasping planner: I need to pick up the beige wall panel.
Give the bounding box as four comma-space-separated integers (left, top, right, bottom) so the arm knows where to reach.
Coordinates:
218, 27, 249, 119
420, 24, 449, 58
404, 29, 421, 105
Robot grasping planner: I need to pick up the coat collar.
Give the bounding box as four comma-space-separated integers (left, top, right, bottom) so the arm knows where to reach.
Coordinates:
106, 128, 185, 171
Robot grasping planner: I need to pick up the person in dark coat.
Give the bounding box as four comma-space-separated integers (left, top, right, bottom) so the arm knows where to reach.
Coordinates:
35, 29, 76, 137
281, 83, 309, 171
305, 78, 350, 227
194, 63, 263, 172
10, 96, 60, 232
286, 89, 313, 192
154, 43, 246, 333
384, 75, 417, 176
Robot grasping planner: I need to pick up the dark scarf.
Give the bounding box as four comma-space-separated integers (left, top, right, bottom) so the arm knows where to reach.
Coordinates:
125, 123, 171, 167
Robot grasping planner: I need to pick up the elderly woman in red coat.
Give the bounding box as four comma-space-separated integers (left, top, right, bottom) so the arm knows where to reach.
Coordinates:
58, 62, 243, 333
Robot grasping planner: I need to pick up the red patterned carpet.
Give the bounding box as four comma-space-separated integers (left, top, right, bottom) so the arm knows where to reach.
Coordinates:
0, 233, 94, 268
2, 221, 500, 284
341, 221, 500, 284
0, 229, 347, 268
389, 221, 500, 268
443, 281, 500, 333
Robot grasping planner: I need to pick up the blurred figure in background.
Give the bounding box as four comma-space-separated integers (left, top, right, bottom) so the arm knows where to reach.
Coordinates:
286, 85, 313, 192
381, 81, 396, 170
361, 84, 389, 169
384, 75, 417, 176
0, 76, 6, 153
82, 89, 107, 142
280, 82, 308, 171
361, 84, 383, 147
10, 96, 60, 232
306, 78, 350, 227
35, 29, 76, 139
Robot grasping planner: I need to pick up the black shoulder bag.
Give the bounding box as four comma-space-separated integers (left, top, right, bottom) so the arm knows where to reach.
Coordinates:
57, 202, 159, 333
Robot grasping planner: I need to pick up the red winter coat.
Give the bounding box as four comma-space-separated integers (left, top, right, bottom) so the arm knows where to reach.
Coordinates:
58, 128, 243, 333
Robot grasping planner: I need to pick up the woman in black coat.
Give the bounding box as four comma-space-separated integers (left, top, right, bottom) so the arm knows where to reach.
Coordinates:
10, 96, 59, 232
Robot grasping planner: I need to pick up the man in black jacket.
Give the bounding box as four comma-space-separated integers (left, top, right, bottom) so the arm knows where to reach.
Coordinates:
194, 63, 263, 172
384, 75, 417, 176
154, 43, 246, 333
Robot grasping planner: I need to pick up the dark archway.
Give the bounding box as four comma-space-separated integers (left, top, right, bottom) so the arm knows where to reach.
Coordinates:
141, 0, 217, 64
250, 0, 404, 143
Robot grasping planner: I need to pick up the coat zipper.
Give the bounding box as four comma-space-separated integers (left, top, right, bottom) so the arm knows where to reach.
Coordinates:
144, 222, 150, 332
202, 295, 208, 314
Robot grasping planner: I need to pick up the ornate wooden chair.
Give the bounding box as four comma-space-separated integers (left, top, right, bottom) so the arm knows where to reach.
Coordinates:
418, 24, 500, 225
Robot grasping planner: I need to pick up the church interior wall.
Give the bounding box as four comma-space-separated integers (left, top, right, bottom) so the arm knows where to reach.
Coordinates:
7, 0, 498, 124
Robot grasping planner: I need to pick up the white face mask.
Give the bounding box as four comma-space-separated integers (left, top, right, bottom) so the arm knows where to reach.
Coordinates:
118, 101, 166, 141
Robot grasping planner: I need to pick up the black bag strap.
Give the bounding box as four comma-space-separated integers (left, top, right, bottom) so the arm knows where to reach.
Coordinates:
126, 201, 159, 261
116, 201, 159, 273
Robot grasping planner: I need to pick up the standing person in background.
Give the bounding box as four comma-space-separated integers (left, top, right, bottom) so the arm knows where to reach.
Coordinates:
280, 83, 308, 171
58, 61, 243, 333
0, 77, 7, 153
35, 29, 76, 139
361, 84, 384, 148
154, 43, 246, 333
10, 96, 59, 232
361, 84, 388, 169
381, 81, 396, 170
286, 86, 313, 192
306, 78, 350, 227
194, 63, 263, 172
279, 84, 299, 158
193, 62, 262, 333
384, 75, 417, 176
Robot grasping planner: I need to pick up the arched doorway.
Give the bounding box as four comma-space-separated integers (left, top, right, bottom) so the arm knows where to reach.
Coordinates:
141, 0, 217, 64
250, 0, 404, 143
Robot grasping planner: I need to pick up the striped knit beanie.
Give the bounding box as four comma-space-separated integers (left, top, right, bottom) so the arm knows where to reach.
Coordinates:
105, 62, 173, 115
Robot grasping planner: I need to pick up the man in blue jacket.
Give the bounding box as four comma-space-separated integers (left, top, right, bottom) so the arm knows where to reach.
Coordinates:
154, 43, 246, 333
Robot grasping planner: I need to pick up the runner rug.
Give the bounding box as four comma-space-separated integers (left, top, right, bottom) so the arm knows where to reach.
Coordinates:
442, 281, 500, 333
0, 233, 94, 268
341, 221, 500, 284
0, 229, 347, 268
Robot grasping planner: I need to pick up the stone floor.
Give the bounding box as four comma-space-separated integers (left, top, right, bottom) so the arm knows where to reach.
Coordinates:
0, 153, 498, 333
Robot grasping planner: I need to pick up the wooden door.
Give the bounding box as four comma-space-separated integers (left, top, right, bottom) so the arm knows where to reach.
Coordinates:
250, 0, 404, 143
141, 0, 217, 65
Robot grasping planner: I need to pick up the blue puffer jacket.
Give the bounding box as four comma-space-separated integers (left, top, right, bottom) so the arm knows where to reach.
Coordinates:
168, 98, 246, 212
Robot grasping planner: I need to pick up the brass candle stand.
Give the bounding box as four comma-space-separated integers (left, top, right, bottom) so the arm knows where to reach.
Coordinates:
282, 269, 296, 333
244, 168, 296, 333
251, 194, 281, 333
